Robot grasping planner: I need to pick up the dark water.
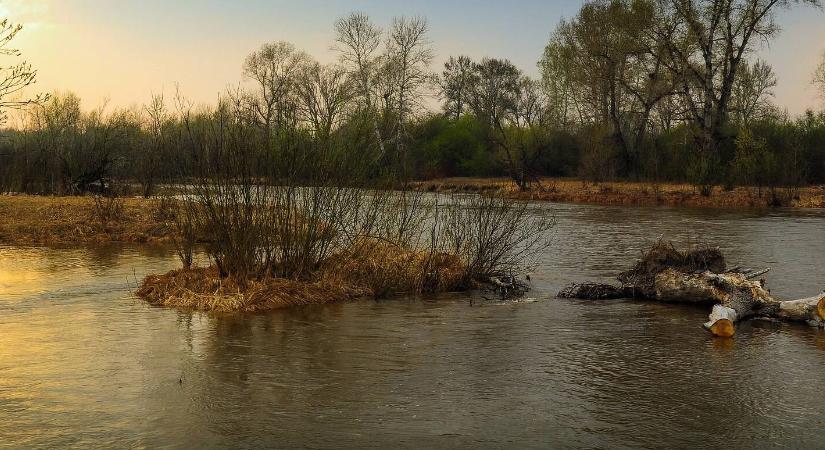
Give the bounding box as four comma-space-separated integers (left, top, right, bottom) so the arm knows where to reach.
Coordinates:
2, 203, 825, 448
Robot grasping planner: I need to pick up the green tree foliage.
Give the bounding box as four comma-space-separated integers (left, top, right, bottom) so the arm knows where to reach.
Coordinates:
411, 115, 496, 178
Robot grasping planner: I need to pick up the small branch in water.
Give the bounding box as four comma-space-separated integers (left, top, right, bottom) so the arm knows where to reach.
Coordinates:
484, 274, 531, 300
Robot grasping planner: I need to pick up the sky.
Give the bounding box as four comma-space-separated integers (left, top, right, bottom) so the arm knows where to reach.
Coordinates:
2, 0, 824, 115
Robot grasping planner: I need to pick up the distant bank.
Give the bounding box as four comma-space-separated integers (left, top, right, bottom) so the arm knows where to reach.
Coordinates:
409, 178, 825, 210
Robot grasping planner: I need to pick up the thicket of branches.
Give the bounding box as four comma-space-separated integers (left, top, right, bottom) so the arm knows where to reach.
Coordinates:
155, 93, 554, 290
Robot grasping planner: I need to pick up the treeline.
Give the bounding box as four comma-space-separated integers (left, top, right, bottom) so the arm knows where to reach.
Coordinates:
2, 1, 825, 197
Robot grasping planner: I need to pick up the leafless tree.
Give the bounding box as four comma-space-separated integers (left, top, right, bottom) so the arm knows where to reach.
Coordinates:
0, 19, 46, 124
731, 59, 778, 125
334, 12, 386, 159
654, 0, 820, 184
242, 41, 308, 134
136, 94, 169, 197
815, 51, 825, 101
385, 16, 434, 178
439, 55, 476, 121
295, 61, 351, 141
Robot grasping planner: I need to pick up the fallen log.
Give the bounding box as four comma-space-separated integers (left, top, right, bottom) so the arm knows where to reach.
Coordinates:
559, 241, 825, 337
775, 294, 825, 327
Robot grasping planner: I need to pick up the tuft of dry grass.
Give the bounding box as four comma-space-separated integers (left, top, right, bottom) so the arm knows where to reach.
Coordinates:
0, 194, 176, 245
136, 239, 470, 312
137, 266, 352, 312
408, 177, 825, 209
321, 239, 469, 298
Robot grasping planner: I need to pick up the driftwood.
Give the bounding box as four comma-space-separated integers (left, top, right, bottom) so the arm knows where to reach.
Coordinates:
560, 242, 825, 337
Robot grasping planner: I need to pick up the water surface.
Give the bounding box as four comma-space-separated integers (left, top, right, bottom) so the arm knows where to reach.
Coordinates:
2, 203, 825, 448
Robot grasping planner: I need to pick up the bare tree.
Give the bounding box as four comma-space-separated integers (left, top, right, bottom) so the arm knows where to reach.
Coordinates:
242, 41, 308, 134
295, 61, 351, 142
137, 94, 169, 197
731, 59, 778, 125
385, 16, 434, 178
0, 19, 46, 124
439, 55, 476, 120
655, 0, 820, 185
815, 51, 825, 101
334, 12, 386, 159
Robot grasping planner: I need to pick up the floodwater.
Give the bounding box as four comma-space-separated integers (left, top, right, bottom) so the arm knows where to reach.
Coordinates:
2, 202, 825, 448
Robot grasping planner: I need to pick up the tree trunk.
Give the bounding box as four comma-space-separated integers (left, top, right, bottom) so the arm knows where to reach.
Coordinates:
561, 268, 824, 338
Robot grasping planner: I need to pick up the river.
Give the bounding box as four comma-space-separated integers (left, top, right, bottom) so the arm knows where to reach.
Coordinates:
2, 202, 825, 448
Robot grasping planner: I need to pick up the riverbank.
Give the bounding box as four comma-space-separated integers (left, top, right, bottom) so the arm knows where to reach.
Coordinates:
0, 195, 176, 245
409, 178, 825, 209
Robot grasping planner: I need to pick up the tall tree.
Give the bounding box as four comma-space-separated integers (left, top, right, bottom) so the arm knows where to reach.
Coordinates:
654, 0, 820, 185
730, 59, 778, 125
467, 58, 521, 130
539, 0, 676, 177
385, 16, 434, 178
295, 61, 351, 142
465, 58, 548, 190
334, 12, 386, 159
242, 41, 308, 134
440, 55, 476, 120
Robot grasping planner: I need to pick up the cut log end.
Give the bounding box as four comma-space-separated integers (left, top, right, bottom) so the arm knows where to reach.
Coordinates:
705, 304, 738, 338
817, 296, 825, 320
708, 319, 735, 338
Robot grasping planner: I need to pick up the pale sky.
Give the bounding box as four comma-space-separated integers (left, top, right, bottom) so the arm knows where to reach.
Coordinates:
3, 0, 824, 115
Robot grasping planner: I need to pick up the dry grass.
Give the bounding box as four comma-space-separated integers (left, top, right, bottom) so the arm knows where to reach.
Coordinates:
136, 266, 353, 312
322, 239, 469, 298
0, 194, 176, 245
136, 239, 470, 312
409, 177, 825, 209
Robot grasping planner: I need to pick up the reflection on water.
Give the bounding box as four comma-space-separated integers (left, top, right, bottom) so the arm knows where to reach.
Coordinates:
2, 203, 825, 448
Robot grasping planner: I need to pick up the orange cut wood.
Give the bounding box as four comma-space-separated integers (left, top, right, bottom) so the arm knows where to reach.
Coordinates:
709, 319, 735, 338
